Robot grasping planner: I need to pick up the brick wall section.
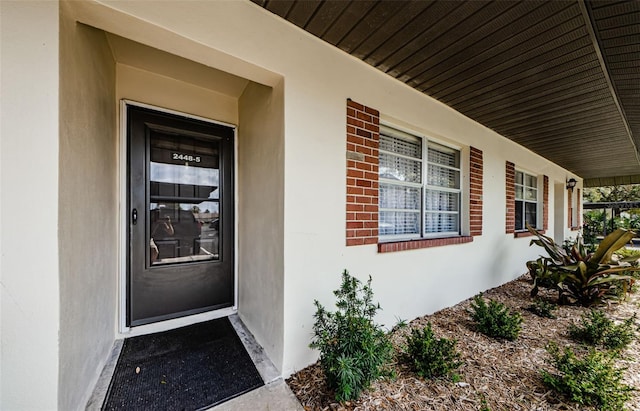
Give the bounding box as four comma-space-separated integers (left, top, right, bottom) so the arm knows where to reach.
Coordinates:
378, 236, 473, 253
505, 161, 515, 233
568, 187, 581, 229
346, 99, 380, 246
469, 147, 483, 236
543, 175, 549, 230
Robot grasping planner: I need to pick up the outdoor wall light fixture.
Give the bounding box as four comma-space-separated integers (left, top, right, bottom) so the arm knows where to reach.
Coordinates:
566, 178, 577, 190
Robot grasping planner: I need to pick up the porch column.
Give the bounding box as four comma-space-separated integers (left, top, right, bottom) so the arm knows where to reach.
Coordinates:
0, 1, 60, 409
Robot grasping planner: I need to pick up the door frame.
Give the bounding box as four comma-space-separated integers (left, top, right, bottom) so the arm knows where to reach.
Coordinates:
118, 100, 239, 336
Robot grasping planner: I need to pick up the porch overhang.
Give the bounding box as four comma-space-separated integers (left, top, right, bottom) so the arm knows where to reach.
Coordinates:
253, 0, 639, 186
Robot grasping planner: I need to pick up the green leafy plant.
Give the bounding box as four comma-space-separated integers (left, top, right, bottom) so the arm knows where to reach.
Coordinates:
613, 248, 640, 294
542, 343, 633, 411
390, 316, 408, 333
310, 270, 394, 402
402, 322, 462, 380
583, 210, 607, 248
614, 247, 640, 260
527, 225, 640, 306
569, 310, 637, 351
526, 298, 557, 319
479, 393, 491, 411
468, 294, 522, 341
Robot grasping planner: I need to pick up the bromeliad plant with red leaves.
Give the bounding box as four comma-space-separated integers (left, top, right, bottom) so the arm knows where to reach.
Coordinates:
526, 224, 640, 306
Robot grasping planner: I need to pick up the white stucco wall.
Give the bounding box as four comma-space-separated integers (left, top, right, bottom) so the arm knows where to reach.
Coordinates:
58, 4, 118, 409
59, 7, 246, 409
69, 0, 582, 380
238, 81, 285, 371
0, 1, 60, 409
116, 65, 239, 126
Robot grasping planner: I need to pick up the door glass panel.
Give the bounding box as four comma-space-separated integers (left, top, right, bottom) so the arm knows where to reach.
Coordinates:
149, 131, 220, 266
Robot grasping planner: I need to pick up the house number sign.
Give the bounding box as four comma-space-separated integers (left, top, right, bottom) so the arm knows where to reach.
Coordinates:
172, 153, 201, 163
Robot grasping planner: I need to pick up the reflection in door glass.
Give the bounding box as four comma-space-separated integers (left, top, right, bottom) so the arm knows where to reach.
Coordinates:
148, 131, 221, 266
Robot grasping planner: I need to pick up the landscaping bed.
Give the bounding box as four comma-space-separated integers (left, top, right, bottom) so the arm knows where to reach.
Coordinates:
287, 275, 640, 410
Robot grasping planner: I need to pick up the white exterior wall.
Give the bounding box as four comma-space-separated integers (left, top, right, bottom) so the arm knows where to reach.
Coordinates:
238, 81, 285, 370
0, 1, 60, 409
116, 65, 239, 126
73, 0, 582, 377
59, 6, 247, 409
0, 4, 587, 407
58, 5, 118, 409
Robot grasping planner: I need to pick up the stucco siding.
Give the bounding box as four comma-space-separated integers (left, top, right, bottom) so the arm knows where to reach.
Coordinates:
238, 80, 285, 371
69, 0, 584, 378
59, 4, 117, 409
1, 1, 61, 409
116, 64, 239, 127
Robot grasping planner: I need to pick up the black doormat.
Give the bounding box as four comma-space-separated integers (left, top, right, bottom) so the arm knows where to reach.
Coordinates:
102, 317, 264, 411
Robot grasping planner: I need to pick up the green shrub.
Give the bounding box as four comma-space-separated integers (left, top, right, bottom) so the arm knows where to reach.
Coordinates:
614, 247, 640, 260
479, 394, 491, 411
310, 270, 394, 402
526, 226, 640, 306
607, 277, 637, 300
527, 298, 557, 319
569, 310, 610, 345
390, 316, 408, 333
583, 210, 605, 248
469, 294, 522, 341
569, 310, 637, 351
612, 248, 640, 295
542, 343, 633, 411
402, 322, 462, 380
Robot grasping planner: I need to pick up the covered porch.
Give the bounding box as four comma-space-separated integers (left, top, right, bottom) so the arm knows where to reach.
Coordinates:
1, 1, 638, 410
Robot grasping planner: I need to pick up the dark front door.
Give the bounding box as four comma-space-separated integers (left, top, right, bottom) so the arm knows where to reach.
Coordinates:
127, 105, 234, 326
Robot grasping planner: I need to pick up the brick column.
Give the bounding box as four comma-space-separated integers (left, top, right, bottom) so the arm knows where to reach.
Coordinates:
469, 147, 483, 236
505, 161, 515, 234
346, 99, 379, 246
567, 187, 581, 229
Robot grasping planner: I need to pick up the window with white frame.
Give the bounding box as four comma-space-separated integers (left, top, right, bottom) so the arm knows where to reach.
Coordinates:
514, 170, 538, 230
379, 125, 461, 239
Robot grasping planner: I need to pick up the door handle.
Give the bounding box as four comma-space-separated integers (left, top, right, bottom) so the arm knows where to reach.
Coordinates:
132, 208, 138, 225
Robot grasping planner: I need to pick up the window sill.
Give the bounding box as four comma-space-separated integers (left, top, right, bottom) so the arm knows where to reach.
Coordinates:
513, 230, 545, 238
378, 236, 473, 253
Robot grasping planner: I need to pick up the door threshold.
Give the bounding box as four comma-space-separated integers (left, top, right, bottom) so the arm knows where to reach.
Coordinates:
120, 306, 237, 338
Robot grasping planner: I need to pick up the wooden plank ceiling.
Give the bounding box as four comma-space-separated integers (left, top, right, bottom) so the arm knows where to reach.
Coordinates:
252, 0, 640, 186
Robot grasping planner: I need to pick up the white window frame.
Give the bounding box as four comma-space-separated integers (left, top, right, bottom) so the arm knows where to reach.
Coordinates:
379, 124, 462, 241
514, 169, 541, 231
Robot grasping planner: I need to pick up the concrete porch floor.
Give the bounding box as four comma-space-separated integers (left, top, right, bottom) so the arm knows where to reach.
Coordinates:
86, 314, 304, 411
208, 379, 303, 411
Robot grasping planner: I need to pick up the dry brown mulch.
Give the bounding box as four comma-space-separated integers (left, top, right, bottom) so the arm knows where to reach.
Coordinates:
286, 276, 640, 410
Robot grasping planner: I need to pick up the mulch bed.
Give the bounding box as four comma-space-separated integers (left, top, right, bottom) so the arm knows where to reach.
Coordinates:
286, 275, 640, 410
